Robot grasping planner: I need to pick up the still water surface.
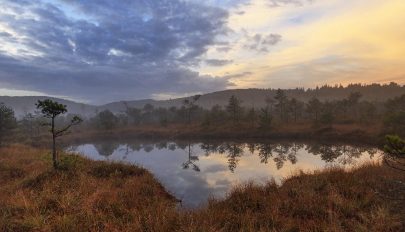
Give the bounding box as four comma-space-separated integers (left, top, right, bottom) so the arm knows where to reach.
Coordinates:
68, 140, 381, 207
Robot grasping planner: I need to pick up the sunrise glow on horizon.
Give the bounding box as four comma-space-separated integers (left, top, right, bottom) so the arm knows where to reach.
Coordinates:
0, 0, 404, 103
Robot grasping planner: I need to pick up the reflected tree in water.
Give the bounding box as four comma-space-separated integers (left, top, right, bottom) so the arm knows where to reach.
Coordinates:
306, 144, 342, 162
176, 141, 189, 150
257, 143, 274, 164
125, 141, 156, 153
95, 142, 119, 159
273, 144, 293, 169
128, 142, 142, 152
200, 143, 211, 156
247, 143, 256, 154
306, 143, 377, 165
168, 143, 177, 151
156, 141, 168, 150
143, 144, 154, 153
118, 144, 132, 160
336, 145, 362, 165
256, 143, 301, 169
286, 143, 302, 165
200, 142, 222, 156
223, 143, 244, 172
182, 143, 200, 172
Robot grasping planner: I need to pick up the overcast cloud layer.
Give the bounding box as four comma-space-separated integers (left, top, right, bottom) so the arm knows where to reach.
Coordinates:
0, 0, 236, 103
1, 0, 404, 103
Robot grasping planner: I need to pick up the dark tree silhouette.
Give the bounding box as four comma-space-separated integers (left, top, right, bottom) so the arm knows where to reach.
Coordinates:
246, 107, 257, 128
226, 95, 243, 126
0, 103, 17, 145
124, 102, 142, 125
183, 95, 201, 124
307, 97, 322, 123
347, 92, 362, 120
36, 99, 82, 169
384, 111, 405, 136
95, 110, 118, 130
259, 107, 272, 130
95, 142, 119, 159
257, 143, 274, 164
290, 98, 303, 123
182, 143, 200, 172
224, 143, 244, 172
274, 89, 287, 122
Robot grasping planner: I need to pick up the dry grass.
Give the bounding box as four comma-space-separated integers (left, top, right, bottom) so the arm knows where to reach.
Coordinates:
0, 145, 177, 232
0, 145, 404, 231
183, 165, 405, 231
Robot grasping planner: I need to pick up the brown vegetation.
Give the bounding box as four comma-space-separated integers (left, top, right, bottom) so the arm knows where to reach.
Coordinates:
64, 122, 384, 146
0, 145, 176, 231
1, 145, 404, 231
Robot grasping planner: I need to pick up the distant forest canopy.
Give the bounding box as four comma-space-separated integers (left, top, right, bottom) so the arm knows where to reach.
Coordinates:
0, 82, 404, 117
188, 82, 405, 109
1, 82, 404, 142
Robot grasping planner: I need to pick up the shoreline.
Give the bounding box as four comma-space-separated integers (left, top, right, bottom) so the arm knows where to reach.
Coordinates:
64, 123, 384, 147
0, 144, 404, 231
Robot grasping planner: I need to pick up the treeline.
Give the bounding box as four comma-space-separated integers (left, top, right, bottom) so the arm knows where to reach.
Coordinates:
181, 82, 405, 109
81, 90, 405, 135
1, 90, 404, 143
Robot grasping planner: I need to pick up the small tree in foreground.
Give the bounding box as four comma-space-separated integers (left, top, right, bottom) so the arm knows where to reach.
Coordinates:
36, 99, 82, 169
384, 135, 405, 171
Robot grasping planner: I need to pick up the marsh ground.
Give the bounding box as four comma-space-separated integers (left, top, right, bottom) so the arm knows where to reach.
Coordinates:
0, 145, 404, 231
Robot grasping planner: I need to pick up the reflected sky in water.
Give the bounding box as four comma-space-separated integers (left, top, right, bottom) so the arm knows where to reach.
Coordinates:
67, 141, 381, 207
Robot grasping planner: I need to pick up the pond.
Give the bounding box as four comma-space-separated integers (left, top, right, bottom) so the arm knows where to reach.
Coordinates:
67, 140, 382, 207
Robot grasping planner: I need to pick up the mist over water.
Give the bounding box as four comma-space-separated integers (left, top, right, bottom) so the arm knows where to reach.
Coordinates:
68, 140, 381, 207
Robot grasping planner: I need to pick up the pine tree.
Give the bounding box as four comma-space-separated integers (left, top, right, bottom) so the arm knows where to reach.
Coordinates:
36, 99, 82, 169
226, 95, 243, 126
274, 89, 287, 122
259, 107, 272, 130
307, 97, 322, 123
0, 103, 17, 145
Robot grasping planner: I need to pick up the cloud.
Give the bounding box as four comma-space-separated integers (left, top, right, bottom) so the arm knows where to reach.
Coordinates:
0, 32, 12, 38
200, 0, 405, 89
224, 71, 253, 79
243, 33, 282, 52
267, 0, 314, 8
0, 0, 233, 103
205, 59, 233, 66
216, 46, 233, 53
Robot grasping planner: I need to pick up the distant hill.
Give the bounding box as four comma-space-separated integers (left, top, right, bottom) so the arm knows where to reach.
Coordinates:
105, 83, 405, 111
1, 83, 404, 118
0, 96, 97, 118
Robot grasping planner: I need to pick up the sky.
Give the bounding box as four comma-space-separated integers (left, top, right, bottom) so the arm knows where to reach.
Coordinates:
0, 0, 404, 103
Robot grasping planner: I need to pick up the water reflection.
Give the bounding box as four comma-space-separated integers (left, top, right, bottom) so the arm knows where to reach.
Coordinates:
68, 140, 381, 207
182, 144, 200, 172
94, 142, 119, 158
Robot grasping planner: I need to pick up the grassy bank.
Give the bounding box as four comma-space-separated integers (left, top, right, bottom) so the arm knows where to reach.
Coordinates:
1, 145, 404, 231
0, 145, 177, 231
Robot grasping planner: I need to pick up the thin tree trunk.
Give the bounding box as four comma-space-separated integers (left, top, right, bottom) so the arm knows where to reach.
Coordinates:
51, 117, 57, 169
